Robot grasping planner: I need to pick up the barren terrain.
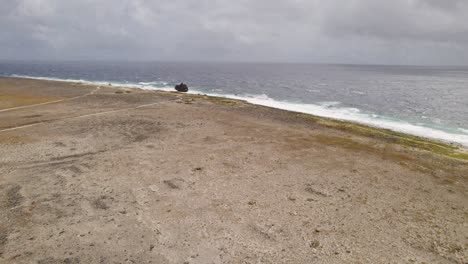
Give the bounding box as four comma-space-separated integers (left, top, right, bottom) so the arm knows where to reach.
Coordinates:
0, 77, 467, 263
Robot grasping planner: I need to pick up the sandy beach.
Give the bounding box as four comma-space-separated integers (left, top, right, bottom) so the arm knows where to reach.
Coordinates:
0, 77, 467, 263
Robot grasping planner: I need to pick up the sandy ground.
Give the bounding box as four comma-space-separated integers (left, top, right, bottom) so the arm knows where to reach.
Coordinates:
0, 77, 467, 264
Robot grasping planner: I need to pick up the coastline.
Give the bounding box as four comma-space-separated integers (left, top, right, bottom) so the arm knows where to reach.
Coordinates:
7, 74, 468, 149
3, 76, 467, 160
1, 77, 467, 263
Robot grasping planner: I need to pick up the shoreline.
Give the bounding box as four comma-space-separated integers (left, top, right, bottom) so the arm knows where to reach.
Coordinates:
6, 74, 468, 149
3, 76, 467, 160
1, 76, 467, 263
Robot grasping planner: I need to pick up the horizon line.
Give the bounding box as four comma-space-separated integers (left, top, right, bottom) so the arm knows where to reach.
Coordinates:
1, 59, 468, 68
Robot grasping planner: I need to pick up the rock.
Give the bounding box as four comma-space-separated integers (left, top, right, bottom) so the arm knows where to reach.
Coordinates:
248, 200, 257, 206
309, 240, 320, 248
175, 83, 188, 92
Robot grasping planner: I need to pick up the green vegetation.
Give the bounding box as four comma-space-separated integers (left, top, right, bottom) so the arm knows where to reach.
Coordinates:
295, 113, 468, 160
204, 96, 241, 106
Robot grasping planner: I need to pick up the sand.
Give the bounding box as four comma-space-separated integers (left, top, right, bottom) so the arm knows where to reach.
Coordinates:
0, 77, 467, 264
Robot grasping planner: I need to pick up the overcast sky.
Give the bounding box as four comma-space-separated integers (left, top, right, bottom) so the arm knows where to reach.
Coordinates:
1, 0, 468, 65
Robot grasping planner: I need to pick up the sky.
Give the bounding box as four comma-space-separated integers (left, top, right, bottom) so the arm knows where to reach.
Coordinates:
1, 0, 468, 65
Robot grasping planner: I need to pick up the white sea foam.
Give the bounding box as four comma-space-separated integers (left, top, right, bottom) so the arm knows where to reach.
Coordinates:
11, 74, 89, 84
7, 74, 468, 147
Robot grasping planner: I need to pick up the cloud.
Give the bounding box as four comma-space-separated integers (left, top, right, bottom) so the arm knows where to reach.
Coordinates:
0, 0, 467, 65
321, 0, 468, 43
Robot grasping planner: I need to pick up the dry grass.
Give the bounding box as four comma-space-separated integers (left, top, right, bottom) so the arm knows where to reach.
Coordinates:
0, 134, 34, 145
0, 94, 61, 110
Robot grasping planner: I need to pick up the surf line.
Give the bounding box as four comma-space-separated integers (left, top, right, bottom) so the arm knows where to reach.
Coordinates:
0, 100, 168, 133
0, 86, 101, 113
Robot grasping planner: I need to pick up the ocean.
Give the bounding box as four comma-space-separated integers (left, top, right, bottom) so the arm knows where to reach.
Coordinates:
1, 61, 467, 146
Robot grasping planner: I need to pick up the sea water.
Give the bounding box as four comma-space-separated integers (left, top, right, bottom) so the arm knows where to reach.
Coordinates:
1, 61, 467, 146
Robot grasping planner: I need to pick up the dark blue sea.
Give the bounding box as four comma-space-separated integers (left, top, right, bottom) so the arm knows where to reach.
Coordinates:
1, 61, 467, 146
